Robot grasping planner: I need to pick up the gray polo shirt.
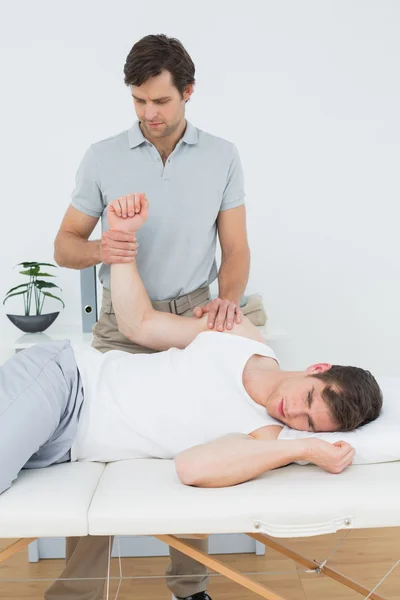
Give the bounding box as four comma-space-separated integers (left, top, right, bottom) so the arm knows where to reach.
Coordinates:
71, 121, 245, 301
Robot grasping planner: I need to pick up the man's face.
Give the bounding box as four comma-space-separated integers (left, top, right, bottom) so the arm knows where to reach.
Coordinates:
266, 365, 340, 433
131, 70, 193, 141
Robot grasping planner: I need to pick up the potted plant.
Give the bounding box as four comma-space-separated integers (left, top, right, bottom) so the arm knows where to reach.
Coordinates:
3, 262, 65, 333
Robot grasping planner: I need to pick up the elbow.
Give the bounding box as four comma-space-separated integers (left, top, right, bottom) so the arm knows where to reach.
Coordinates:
115, 317, 136, 342
53, 249, 65, 268
115, 314, 147, 346
117, 310, 157, 347
53, 236, 67, 267
53, 239, 61, 266
175, 455, 201, 486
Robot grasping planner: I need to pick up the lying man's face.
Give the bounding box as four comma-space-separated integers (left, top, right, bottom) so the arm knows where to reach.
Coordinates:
266, 367, 340, 433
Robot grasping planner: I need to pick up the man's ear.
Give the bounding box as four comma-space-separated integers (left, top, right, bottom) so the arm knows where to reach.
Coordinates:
306, 363, 332, 375
183, 83, 194, 103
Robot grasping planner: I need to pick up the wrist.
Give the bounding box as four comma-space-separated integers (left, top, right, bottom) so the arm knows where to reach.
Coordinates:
266, 440, 310, 468
96, 239, 103, 263
292, 439, 313, 462
218, 291, 242, 305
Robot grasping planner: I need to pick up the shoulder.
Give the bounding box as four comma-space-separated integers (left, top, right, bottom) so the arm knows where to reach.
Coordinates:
230, 316, 265, 343
249, 425, 283, 440
194, 126, 238, 160
90, 130, 130, 160
197, 128, 235, 149
192, 321, 269, 351
190, 318, 267, 347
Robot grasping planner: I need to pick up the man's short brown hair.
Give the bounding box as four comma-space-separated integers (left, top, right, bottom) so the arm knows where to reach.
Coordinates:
124, 34, 195, 97
312, 365, 383, 431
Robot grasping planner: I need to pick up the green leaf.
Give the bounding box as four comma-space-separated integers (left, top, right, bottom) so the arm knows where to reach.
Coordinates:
4, 283, 30, 296
41, 291, 65, 308
19, 267, 40, 276
34, 272, 56, 278
17, 262, 58, 268
35, 281, 61, 290
3, 290, 28, 305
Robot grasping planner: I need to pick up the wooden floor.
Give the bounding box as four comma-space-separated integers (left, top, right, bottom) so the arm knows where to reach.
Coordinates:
1, 529, 400, 599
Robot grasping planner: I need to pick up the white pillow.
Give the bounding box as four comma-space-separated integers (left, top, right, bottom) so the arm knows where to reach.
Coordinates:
277, 376, 400, 465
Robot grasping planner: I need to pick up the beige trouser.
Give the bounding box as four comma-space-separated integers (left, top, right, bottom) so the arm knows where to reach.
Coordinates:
45, 285, 211, 600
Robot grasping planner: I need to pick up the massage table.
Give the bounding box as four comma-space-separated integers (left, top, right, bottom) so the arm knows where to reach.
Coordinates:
1, 459, 400, 600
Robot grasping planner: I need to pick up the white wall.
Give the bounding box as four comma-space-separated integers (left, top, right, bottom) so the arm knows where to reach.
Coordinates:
0, 0, 399, 375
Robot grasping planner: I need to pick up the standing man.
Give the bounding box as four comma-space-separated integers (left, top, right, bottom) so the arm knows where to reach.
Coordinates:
51, 35, 250, 600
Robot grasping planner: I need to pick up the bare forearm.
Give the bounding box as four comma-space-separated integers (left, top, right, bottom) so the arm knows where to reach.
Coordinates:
111, 261, 207, 351
218, 248, 250, 304
54, 231, 101, 269
175, 434, 305, 487
111, 262, 152, 338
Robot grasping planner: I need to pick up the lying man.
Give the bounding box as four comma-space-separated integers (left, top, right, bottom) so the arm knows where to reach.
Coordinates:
0, 195, 382, 495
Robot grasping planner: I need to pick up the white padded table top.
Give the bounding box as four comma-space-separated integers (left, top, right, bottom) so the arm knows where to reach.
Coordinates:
2, 459, 400, 541
0, 462, 105, 538
88, 459, 400, 538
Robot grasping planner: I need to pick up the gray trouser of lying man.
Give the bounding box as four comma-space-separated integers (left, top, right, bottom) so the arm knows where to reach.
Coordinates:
0, 340, 83, 495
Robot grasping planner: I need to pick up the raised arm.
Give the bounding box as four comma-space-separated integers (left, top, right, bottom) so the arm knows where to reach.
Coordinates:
112, 262, 209, 350
109, 195, 264, 351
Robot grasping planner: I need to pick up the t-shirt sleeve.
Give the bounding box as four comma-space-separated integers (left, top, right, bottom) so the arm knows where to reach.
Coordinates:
70, 145, 104, 218
220, 144, 246, 211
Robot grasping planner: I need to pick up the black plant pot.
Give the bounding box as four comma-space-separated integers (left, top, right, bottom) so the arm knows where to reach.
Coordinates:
6, 312, 60, 333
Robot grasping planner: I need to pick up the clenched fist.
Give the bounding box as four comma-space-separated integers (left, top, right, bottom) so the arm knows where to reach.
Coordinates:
304, 438, 355, 474
108, 193, 149, 233
100, 194, 149, 264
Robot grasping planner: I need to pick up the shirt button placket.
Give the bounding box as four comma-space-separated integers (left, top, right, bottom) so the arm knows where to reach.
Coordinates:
163, 157, 171, 181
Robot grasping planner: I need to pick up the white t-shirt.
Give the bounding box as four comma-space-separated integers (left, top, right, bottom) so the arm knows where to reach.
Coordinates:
71, 332, 280, 462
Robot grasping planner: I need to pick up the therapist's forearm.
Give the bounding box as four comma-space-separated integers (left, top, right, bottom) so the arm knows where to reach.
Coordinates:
110, 262, 153, 338
54, 231, 102, 269
175, 434, 305, 487
218, 248, 250, 305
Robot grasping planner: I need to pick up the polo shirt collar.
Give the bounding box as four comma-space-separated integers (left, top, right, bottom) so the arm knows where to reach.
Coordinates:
128, 121, 147, 148
128, 120, 198, 149
181, 121, 198, 145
